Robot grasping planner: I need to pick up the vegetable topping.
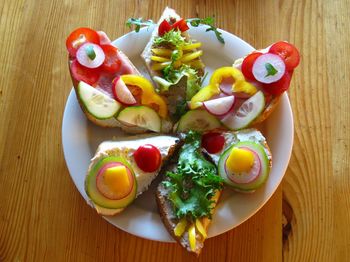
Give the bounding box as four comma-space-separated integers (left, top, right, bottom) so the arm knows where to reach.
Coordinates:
133, 144, 162, 172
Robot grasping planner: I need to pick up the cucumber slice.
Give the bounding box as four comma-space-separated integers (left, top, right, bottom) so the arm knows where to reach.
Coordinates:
176, 109, 221, 132
218, 141, 270, 191
86, 156, 137, 209
78, 81, 121, 119
117, 106, 161, 132
221, 91, 265, 130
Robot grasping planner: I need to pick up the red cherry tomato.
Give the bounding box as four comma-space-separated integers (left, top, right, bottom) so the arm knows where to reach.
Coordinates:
101, 45, 121, 73
269, 41, 300, 71
158, 19, 172, 36
70, 59, 100, 85
263, 71, 292, 96
133, 144, 161, 172
66, 27, 100, 57
201, 132, 225, 154
172, 19, 189, 32
241, 52, 262, 81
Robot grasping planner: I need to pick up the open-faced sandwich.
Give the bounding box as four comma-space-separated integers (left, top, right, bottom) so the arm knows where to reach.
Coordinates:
66, 28, 170, 132
141, 7, 205, 121
85, 134, 180, 216
179, 41, 300, 131
156, 128, 271, 255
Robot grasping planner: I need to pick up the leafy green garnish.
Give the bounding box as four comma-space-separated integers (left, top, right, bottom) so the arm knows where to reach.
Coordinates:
126, 18, 154, 32
154, 30, 186, 48
174, 99, 188, 121
85, 45, 96, 60
265, 63, 278, 77
164, 131, 223, 219
187, 16, 225, 44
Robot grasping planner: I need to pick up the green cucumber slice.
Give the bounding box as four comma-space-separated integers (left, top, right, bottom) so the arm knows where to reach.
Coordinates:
85, 156, 137, 209
221, 91, 265, 130
117, 106, 161, 132
176, 109, 221, 132
78, 81, 121, 119
218, 141, 270, 191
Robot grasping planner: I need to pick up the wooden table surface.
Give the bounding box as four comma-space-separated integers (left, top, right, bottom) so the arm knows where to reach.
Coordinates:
1, 0, 349, 261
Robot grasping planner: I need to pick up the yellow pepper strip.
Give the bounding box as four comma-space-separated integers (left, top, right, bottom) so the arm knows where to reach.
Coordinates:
121, 75, 168, 118
233, 81, 257, 95
151, 48, 172, 57
190, 85, 220, 109
188, 224, 196, 252
151, 61, 171, 71
151, 56, 171, 62
184, 60, 205, 70
209, 66, 245, 87
174, 218, 187, 237
195, 219, 207, 239
181, 50, 203, 63
181, 42, 202, 51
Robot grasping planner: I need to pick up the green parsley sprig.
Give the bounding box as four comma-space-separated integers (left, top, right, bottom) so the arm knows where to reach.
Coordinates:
186, 16, 225, 44
126, 18, 154, 32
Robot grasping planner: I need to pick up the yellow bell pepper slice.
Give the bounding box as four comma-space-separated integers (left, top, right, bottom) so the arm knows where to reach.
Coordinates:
190, 85, 220, 109
174, 218, 187, 237
181, 42, 202, 51
181, 50, 203, 63
209, 66, 245, 87
151, 48, 172, 57
188, 224, 196, 252
195, 219, 207, 239
121, 75, 168, 118
233, 81, 257, 95
183, 60, 205, 70
151, 61, 171, 71
151, 56, 171, 62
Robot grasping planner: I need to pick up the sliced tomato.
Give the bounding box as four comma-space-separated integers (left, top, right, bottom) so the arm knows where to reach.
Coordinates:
158, 19, 172, 36
66, 27, 100, 57
70, 59, 100, 85
201, 132, 225, 154
269, 41, 300, 70
263, 70, 292, 96
172, 19, 189, 32
133, 144, 161, 172
241, 52, 262, 81
101, 44, 121, 73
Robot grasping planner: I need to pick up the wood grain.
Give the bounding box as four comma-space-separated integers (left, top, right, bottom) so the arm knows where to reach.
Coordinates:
0, 0, 349, 261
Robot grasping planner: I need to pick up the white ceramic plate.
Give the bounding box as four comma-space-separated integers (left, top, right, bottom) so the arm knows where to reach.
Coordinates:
62, 26, 294, 242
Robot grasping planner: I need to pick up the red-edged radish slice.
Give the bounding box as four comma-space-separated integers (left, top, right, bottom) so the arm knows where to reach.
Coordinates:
97, 31, 111, 45
219, 77, 234, 95
76, 43, 105, 68
203, 95, 235, 116
96, 162, 134, 200
252, 53, 285, 84
112, 77, 137, 105
224, 147, 261, 184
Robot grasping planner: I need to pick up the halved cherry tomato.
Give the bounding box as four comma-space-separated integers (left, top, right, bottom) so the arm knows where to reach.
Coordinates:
241, 52, 262, 81
201, 132, 225, 154
172, 18, 189, 32
133, 144, 161, 172
158, 19, 172, 36
70, 59, 100, 85
101, 45, 121, 73
66, 27, 100, 57
263, 70, 292, 96
269, 42, 300, 70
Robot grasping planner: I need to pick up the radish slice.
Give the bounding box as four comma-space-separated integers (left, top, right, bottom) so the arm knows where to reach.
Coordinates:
112, 77, 137, 105
224, 147, 261, 184
219, 77, 235, 95
76, 43, 105, 68
97, 31, 111, 45
203, 95, 235, 116
252, 53, 285, 84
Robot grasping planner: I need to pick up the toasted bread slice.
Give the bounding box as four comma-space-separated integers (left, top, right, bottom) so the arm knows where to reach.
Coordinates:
85, 134, 180, 216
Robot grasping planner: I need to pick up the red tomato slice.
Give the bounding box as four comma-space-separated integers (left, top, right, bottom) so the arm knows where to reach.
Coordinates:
263, 70, 292, 96
172, 19, 189, 32
241, 52, 262, 81
101, 44, 121, 73
66, 27, 100, 57
70, 59, 100, 86
158, 19, 172, 36
269, 41, 300, 70
201, 132, 225, 154
133, 144, 161, 173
